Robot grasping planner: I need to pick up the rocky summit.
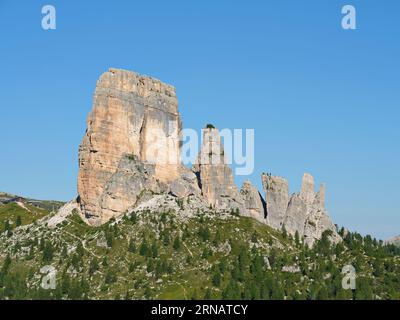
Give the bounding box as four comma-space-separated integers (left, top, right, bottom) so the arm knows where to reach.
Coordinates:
77, 68, 339, 245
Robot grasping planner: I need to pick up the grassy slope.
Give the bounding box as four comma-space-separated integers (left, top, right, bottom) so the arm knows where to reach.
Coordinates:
0, 202, 50, 231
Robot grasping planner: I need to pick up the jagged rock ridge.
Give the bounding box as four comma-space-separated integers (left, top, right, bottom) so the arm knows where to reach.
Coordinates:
77, 68, 340, 245
260, 173, 340, 246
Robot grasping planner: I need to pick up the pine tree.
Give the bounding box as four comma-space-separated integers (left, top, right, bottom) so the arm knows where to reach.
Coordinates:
162, 231, 170, 246
146, 259, 155, 273
212, 271, 221, 287
89, 258, 99, 276
129, 212, 138, 223
213, 229, 222, 245
155, 260, 163, 278
203, 288, 212, 300
15, 216, 22, 227
173, 236, 181, 250
139, 239, 149, 256
238, 247, 249, 273
105, 231, 114, 248
61, 273, 71, 295
42, 241, 54, 263
282, 225, 287, 240
294, 230, 300, 246
128, 239, 136, 253
231, 261, 244, 282
151, 241, 158, 258
104, 269, 117, 284
271, 279, 285, 300
250, 255, 264, 281
198, 226, 210, 242
218, 261, 226, 274
222, 279, 241, 300
3, 220, 10, 232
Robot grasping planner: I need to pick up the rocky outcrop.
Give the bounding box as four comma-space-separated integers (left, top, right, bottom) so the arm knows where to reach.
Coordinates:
261, 173, 289, 229
47, 201, 78, 229
284, 193, 308, 235
78, 68, 186, 225
298, 174, 340, 246
193, 127, 245, 213
76, 67, 341, 246
240, 180, 266, 222
262, 173, 340, 246
262, 172, 340, 246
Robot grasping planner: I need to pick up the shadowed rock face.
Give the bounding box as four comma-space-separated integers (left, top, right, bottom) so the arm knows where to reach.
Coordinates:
78, 68, 182, 225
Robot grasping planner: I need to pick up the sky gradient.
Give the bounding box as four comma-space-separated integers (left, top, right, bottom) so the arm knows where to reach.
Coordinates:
0, 0, 399, 239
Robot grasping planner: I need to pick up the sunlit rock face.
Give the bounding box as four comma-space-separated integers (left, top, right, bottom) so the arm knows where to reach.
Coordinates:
78, 68, 181, 225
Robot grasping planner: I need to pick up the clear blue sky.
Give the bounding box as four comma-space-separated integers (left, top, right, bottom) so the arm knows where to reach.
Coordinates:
0, 0, 399, 240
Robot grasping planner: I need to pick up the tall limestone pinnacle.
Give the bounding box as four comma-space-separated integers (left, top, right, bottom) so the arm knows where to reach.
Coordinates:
78, 68, 183, 225
300, 173, 315, 204
193, 127, 245, 212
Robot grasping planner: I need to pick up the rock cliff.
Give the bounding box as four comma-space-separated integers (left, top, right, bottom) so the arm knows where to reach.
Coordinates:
78, 68, 187, 225
77, 67, 340, 245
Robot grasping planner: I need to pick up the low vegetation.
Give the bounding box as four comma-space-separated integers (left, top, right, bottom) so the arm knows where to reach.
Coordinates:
0, 207, 399, 300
